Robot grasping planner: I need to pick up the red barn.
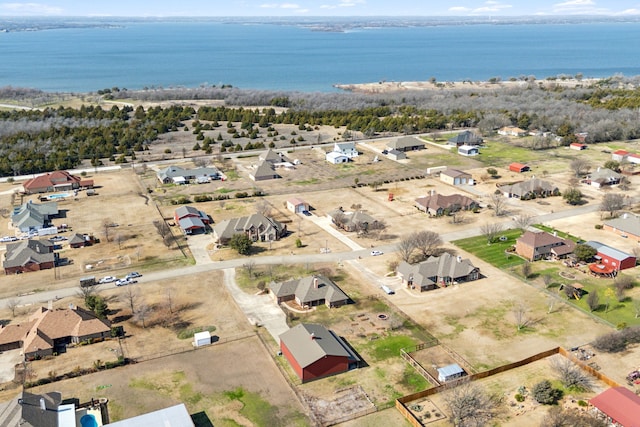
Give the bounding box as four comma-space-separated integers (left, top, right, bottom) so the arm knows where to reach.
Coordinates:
509, 162, 530, 173
586, 241, 636, 271
279, 323, 360, 383
590, 387, 640, 427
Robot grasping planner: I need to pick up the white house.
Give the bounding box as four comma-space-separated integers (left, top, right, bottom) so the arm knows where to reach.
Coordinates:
333, 142, 358, 158
498, 126, 527, 137
326, 151, 349, 164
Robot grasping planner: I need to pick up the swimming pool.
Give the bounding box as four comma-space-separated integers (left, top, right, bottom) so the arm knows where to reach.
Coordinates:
47, 193, 72, 199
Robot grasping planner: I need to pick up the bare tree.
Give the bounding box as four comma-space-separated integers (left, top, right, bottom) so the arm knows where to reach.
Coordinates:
513, 214, 533, 230
368, 220, 387, 240
115, 233, 125, 250
135, 303, 152, 328
550, 356, 593, 391
513, 302, 532, 331
412, 230, 443, 260
165, 287, 175, 314
479, 222, 503, 243
600, 193, 625, 219
102, 219, 114, 242
122, 284, 139, 314
444, 383, 497, 427
255, 199, 272, 217
541, 406, 607, 427
521, 261, 532, 279
569, 158, 591, 177
489, 193, 507, 217
547, 297, 556, 314
243, 260, 256, 279
6, 298, 20, 317
163, 234, 174, 248
542, 274, 553, 288
396, 234, 417, 263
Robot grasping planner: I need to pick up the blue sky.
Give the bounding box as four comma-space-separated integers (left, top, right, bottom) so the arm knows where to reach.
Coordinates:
0, 0, 639, 17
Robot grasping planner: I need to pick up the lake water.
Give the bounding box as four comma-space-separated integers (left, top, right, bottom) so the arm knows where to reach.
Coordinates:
1, 21, 639, 92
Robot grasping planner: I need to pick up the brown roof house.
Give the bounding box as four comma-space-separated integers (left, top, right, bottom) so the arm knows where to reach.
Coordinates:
327, 208, 380, 232
499, 178, 559, 199
213, 213, 286, 244
286, 197, 309, 214
415, 192, 479, 216
23, 170, 93, 194
269, 275, 350, 309
440, 169, 473, 186
279, 323, 361, 383
69, 233, 95, 248
397, 253, 480, 291
0, 305, 111, 359
515, 231, 576, 261
3, 239, 56, 275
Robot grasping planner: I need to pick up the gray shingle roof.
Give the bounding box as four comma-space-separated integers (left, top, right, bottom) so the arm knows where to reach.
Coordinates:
3, 239, 54, 269
213, 214, 283, 241
12, 201, 58, 231
387, 136, 424, 150
499, 178, 558, 197
270, 275, 349, 306
279, 323, 359, 368
605, 214, 640, 237
586, 241, 634, 261
397, 253, 478, 287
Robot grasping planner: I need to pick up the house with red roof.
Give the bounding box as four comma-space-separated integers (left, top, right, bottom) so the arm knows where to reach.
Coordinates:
570, 142, 587, 150
589, 387, 640, 427
23, 170, 93, 194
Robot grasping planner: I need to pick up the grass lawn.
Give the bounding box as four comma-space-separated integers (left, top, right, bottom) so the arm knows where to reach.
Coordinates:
363, 335, 418, 362
452, 228, 525, 268
532, 224, 584, 242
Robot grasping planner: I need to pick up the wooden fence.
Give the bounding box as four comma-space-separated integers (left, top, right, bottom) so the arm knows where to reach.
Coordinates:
395, 346, 621, 427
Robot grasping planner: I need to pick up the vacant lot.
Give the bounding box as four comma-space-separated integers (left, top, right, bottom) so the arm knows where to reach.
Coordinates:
30, 336, 308, 426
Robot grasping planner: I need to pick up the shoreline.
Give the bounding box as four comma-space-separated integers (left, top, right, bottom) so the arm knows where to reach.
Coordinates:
334, 78, 602, 94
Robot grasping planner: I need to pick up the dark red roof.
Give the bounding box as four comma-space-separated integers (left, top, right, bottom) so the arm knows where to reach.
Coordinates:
590, 387, 640, 427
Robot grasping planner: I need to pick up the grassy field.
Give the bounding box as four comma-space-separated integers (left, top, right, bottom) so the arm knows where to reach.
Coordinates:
452, 228, 525, 268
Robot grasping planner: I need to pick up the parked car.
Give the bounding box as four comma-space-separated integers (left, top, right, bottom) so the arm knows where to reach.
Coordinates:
125, 272, 142, 280
50, 236, 67, 242
302, 210, 312, 216
115, 279, 129, 287
99, 276, 117, 284
371, 250, 384, 256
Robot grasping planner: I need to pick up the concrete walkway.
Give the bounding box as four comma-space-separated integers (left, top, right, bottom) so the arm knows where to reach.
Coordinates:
304, 214, 365, 251
222, 268, 289, 343
184, 233, 213, 265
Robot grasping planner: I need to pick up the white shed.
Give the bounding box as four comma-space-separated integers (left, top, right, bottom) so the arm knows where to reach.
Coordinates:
193, 331, 211, 347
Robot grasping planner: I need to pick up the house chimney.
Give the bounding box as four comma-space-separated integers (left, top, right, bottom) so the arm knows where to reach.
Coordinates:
310, 332, 316, 340
431, 189, 435, 196
47, 300, 53, 310
313, 277, 319, 289
624, 213, 628, 219
456, 256, 462, 263
39, 398, 46, 411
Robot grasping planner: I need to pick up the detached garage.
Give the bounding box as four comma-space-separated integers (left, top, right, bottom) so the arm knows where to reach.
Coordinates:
279, 323, 360, 383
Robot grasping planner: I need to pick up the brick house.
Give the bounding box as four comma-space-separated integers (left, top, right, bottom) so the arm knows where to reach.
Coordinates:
515, 231, 576, 261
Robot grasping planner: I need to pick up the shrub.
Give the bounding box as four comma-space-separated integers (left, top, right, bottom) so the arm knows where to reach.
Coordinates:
577, 400, 587, 407
514, 393, 525, 402
164, 148, 172, 154
532, 380, 562, 404
194, 194, 213, 202
295, 238, 302, 248
592, 331, 627, 353
235, 192, 249, 199
594, 224, 603, 229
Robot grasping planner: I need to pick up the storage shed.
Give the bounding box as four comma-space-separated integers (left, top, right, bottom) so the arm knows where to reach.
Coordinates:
437, 363, 466, 382
193, 331, 211, 347
509, 162, 530, 173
